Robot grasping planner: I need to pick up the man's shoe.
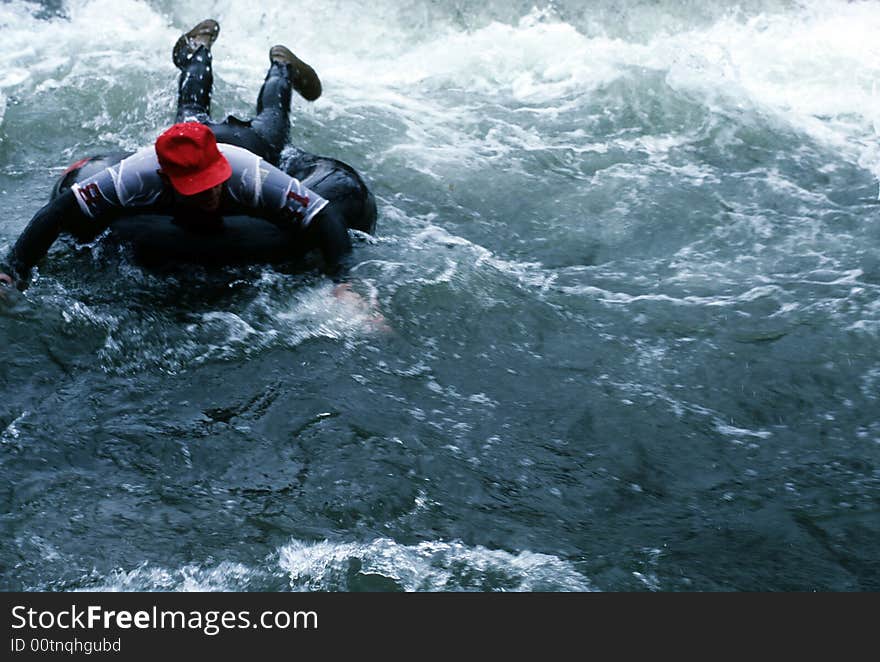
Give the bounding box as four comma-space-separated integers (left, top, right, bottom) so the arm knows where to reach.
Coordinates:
270, 45, 322, 101
173, 19, 220, 69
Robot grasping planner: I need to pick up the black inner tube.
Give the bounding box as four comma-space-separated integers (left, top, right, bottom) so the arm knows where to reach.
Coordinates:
107, 214, 309, 267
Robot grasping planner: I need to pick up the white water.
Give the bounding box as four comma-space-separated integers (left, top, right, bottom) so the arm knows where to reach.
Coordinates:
0, 1, 878, 173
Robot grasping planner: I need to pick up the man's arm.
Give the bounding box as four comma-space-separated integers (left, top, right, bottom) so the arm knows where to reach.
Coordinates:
0, 149, 160, 292
304, 204, 353, 281
1, 189, 95, 290
306, 203, 388, 330
222, 147, 346, 275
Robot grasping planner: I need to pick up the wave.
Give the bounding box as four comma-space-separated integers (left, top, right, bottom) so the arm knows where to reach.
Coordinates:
73, 537, 592, 591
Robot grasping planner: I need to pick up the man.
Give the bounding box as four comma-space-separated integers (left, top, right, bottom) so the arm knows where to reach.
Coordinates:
0, 20, 371, 298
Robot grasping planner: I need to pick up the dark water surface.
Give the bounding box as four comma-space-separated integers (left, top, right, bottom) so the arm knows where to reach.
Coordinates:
1, 0, 879, 591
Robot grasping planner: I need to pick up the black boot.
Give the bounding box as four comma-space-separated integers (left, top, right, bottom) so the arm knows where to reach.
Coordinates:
172, 19, 220, 70
269, 45, 322, 101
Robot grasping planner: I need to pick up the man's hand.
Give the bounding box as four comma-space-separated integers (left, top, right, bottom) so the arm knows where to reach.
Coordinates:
0, 272, 14, 299
333, 283, 390, 333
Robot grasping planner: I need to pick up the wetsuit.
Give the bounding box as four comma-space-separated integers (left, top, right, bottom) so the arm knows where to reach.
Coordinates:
178, 45, 292, 166
2, 143, 356, 286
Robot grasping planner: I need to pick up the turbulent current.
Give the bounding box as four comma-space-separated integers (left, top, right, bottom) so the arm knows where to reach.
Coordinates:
1, 0, 878, 591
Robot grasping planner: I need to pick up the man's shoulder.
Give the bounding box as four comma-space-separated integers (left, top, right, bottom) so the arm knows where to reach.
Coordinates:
217, 143, 263, 165
119, 145, 160, 170
111, 146, 166, 207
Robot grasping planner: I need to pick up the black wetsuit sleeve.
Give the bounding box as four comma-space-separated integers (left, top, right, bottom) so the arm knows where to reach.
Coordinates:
306, 206, 353, 282
3, 189, 103, 289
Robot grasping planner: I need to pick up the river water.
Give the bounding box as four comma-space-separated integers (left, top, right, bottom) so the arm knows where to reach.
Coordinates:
1, 0, 878, 591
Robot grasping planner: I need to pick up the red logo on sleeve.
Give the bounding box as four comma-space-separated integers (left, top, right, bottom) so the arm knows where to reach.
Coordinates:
287, 190, 310, 207
285, 190, 310, 222
76, 182, 103, 214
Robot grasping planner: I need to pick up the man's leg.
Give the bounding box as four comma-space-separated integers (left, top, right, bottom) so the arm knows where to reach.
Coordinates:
250, 45, 322, 165
172, 19, 220, 123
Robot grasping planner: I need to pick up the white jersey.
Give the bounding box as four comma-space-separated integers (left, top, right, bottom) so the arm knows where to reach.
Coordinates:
70, 143, 328, 226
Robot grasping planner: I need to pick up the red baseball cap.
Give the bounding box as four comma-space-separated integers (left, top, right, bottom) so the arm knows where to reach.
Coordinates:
155, 123, 232, 196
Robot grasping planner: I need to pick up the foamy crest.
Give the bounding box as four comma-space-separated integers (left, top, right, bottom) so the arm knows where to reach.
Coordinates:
67, 537, 591, 591
279, 537, 593, 591
80, 561, 267, 592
